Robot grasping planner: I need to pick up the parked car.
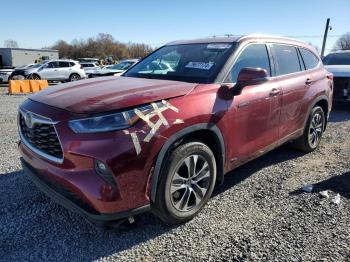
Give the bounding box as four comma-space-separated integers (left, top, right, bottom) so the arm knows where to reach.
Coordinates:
8, 64, 36, 80
88, 59, 139, 78
12, 60, 86, 82
0, 68, 14, 82
323, 51, 350, 102
80, 62, 100, 77
18, 35, 332, 226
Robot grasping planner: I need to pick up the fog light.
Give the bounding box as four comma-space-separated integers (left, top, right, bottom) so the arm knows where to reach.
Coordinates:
94, 160, 116, 186
96, 160, 108, 174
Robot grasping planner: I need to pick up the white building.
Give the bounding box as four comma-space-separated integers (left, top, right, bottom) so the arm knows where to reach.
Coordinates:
0, 48, 59, 67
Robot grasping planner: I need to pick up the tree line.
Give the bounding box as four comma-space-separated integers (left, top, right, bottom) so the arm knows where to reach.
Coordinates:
50, 33, 154, 62
4, 32, 350, 58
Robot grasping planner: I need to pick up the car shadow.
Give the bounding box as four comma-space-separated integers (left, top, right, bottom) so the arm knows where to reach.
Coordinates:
213, 145, 306, 197
289, 171, 350, 199
0, 169, 179, 261
0, 146, 307, 261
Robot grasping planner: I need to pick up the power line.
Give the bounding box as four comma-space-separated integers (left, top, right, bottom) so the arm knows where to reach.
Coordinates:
284, 35, 341, 39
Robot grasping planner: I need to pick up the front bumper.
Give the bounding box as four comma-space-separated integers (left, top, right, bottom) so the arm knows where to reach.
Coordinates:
21, 158, 150, 222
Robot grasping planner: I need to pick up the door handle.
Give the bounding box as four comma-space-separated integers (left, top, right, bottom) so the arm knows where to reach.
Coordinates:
54, 69, 58, 71
269, 88, 281, 96
305, 78, 312, 85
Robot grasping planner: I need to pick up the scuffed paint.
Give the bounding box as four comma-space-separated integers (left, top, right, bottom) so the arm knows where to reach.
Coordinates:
173, 119, 184, 124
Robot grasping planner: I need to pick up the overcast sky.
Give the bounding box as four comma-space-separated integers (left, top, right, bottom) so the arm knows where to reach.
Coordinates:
1, 0, 349, 54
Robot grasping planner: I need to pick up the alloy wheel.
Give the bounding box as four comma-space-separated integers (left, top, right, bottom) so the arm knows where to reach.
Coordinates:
308, 112, 323, 148
70, 74, 80, 81
170, 154, 211, 212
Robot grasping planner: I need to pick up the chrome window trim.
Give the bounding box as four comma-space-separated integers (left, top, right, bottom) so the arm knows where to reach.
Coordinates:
18, 108, 64, 164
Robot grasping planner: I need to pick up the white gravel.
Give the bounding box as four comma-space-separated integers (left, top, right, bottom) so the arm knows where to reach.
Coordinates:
0, 89, 349, 261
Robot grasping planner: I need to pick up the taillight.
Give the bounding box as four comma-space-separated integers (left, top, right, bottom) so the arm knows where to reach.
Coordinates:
80, 65, 83, 69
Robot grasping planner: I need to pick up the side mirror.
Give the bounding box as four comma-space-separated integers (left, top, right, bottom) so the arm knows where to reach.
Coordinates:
233, 67, 268, 95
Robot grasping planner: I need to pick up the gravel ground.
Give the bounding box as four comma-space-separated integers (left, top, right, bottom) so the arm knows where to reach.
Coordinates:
0, 89, 349, 261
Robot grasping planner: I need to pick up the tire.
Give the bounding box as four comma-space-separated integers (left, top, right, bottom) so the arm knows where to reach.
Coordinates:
152, 141, 217, 224
293, 106, 325, 152
69, 73, 81, 82
29, 74, 40, 80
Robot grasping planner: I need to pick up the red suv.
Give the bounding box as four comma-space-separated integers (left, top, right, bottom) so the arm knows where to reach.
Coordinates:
19, 35, 333, 225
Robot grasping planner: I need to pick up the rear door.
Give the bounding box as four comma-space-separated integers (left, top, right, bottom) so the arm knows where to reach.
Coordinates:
225, 43, 282, 166
269, 44, 310, 139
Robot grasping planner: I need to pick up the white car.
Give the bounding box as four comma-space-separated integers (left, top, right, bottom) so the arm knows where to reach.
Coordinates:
323, 51, 350, 101
80, 62, 100, 76
89, 59, 139, 78
24, 60, 86, 82
0, 68, 14, 83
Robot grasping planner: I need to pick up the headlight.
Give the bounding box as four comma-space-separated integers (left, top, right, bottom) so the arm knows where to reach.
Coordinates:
69, 104, 154, 133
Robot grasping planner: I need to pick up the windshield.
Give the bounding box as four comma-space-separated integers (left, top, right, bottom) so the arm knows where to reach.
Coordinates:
124, 43, 235, 83
31, 63, 43, 68
323, 53, 350, 65
111, 61, 134, 70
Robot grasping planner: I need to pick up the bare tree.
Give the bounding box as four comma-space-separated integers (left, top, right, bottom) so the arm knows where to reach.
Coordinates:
333, 32, 350, 51
4, 39, 19, 48
50, 33, 153, 62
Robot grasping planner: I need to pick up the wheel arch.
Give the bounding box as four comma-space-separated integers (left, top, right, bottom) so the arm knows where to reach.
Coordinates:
304, 95, 329, 131
150, 123, 225, 203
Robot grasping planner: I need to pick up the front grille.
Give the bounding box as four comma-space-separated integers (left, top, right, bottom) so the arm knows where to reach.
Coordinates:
333, 77, 350, 99
19, 112, 63, 160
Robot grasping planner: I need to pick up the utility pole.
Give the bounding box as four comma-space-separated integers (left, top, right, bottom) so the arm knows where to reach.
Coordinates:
321, 18, 331, 58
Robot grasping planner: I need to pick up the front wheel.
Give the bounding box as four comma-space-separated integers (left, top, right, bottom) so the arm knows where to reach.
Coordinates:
152, 141, 217, 224
28, 74, 40, 80
293, 106, 325, 152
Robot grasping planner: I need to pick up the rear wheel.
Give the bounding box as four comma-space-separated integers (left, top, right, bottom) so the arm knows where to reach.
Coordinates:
69, 73, 80, 82
293, 106, 325, 152
153, 141, 217, 224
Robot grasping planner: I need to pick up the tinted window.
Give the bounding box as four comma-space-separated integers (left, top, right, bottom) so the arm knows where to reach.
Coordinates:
272, 45, 301, 76
47, 62, 58, 68
300, 48, 319, 69
125, 43, 235, 83
323, 52, 350, 65
227, 44, 271, 83
59, 62, 70, 68
69, 62, 76, 67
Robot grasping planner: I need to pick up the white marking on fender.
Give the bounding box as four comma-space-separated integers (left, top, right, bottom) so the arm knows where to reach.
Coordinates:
173, 119, 184, 124
123, 130, 141, 155
124, 101, 180, 155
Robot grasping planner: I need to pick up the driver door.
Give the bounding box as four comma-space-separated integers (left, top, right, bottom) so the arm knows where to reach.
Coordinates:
39, 61, 59, 80
224, 43, 282, 167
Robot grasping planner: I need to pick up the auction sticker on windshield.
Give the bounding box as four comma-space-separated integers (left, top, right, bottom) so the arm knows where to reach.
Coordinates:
185, 62, 214, 70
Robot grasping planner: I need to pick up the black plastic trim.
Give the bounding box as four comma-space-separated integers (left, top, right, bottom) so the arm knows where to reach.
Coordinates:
21, 158, 150, 222
150, 123, 225, 202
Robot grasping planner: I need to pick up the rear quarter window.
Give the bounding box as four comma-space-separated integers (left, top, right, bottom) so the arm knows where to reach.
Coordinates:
271, 44, 301, 76
299, 48, 320, 70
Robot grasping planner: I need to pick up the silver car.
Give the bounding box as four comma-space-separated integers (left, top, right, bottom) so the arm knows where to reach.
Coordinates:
25, 60, 86, 82
89, 59, 139, 78
0, 68, 14, 83
80, 62, 100, 76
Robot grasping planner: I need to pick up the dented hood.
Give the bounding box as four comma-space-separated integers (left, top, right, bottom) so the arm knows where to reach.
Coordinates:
30, 76, 196, 114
